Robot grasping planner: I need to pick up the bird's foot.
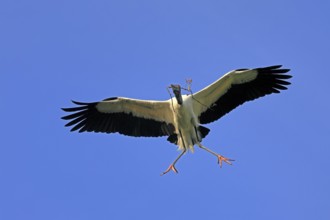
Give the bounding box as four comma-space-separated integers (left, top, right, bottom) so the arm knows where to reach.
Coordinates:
161, 164, 178, 176
217, 154, 235, 168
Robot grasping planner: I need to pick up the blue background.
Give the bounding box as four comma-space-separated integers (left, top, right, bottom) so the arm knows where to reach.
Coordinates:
1, 1, 329, 219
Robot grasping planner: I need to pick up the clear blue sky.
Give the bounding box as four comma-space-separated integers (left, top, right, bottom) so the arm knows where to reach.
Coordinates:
1, 1, 329, 219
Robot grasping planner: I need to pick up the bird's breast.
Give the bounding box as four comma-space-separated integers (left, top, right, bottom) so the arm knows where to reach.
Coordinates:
174, 97, 195, 126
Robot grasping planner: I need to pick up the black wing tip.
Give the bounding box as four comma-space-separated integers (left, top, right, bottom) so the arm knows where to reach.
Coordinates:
71, 100, 90, 105
61, 100, 97, 133
61, 115, 70, 120
276, 68, 291, 73
281, 74, 292, 79
264, 65, 283, 69
258, 64, 290, 70
61, 107, 70, 112
258, 65, 292, 79
61, 107, 84, 113
61, 100, 97, 112
70, 127, 81, 132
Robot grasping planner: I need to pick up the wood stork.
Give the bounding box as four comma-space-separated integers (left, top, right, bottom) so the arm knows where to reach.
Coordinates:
62, 65, 291, 175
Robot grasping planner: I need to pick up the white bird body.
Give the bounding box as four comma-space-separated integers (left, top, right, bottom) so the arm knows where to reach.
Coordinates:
62, 65, 292, 174
172, 94, 199, 152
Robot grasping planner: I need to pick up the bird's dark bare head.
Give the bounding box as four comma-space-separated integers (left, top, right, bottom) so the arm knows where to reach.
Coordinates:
170, 84, 183, 105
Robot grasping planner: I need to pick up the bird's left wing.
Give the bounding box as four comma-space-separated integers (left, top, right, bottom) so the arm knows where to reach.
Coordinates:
192, 65, 292, 124
62, 97, 175, 137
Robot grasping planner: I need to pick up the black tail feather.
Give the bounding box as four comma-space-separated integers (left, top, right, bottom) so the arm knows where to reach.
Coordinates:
199, 126, 210, 138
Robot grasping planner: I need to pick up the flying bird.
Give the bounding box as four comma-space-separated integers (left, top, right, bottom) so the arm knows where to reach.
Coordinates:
62, 65, 291, 175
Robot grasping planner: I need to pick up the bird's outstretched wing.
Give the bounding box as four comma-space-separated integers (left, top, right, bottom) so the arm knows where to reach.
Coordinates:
192, 65, 292, 124
62, 97, 175, 137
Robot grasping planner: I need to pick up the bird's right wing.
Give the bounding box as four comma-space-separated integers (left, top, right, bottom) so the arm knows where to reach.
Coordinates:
62, 97, 175, 137
192, 65, 291, 124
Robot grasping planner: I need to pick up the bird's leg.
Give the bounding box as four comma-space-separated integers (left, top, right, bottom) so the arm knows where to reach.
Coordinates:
197, 143, 234, 167
161, 149, 186, 176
